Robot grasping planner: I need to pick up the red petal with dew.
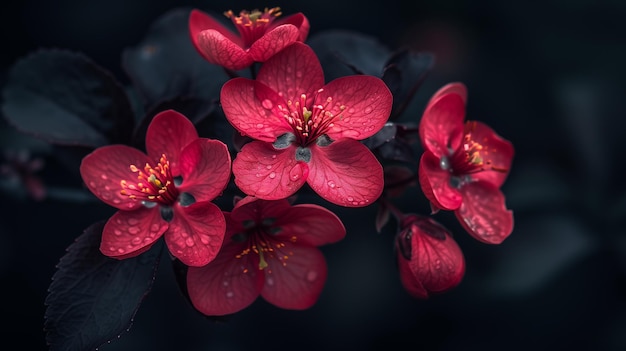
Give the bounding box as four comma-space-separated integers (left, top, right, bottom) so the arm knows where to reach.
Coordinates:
257, 42, 325, 103
177, 138, 231, 202
307, 139, 383, 207
232, 142, 308, 200
145, 110, 198, 175
187, 238, 263, 316
100, 207, 168, 259
273, 13, 310, 41
464, 121, 514, 187
397, 253, 429, 298
221, 78, 292, 142
419, 85, 466, 157
197, 29, 253, 70
409, 220, 465, 294
276, 204, 346, 246
321, 76, 393, 141
165, 202, 226, 267
80, 145, 150, 211
248, 25, 300, 62
260, 243, 328, 310
189, 9, 242, 49
455, 181, 514, 244
418, 151, 462, 210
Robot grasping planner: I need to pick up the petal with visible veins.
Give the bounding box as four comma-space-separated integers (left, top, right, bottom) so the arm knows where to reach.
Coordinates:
145, 110, 198, 175
178, 138, 231, 202
100, 207, 168, 259
248, 25, 300, 62
419, 87, 466, 157
418, 151, 462, 211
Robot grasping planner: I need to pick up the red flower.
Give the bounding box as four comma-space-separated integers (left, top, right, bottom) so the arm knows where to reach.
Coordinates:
186, 196, 345, 315
79, 110, 231, 267
395, 214, 465, 299
418, 82, 514, 244
189, 7, 309, 71
220, 42, 393, 207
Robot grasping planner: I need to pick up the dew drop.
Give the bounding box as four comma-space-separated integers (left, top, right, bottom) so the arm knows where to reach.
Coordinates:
269, 172, 276, 179
364, 106, 373, 114
114, 229, 122, 236
306, 271, 318, 282
128, 226, 139, 234
223, 281, 229, 287
100, 174, 108, 180
266, 165, 272, 170
109, 246, 117, 252
150, 223, 160, 232
101, 192, 112, 200
296, 70, 303, 78
271, 155, 277, 159
104, 185, 111, 191
347, 196, 354, 202
327, 180, 336, 188
127, 218, 139, 225
185, 238, 195, 247
89, 181, 96, 187
348, 108, 355, 114
117, 248, 125, 254
256, 173, 262, 177
199, 235, 210, 245
131, 237, 142, 245
256, 123, 264, 129
226, 291, 234, 298
261, 99, 274, 109
266, 277, 275, 286
112, 199, 121, 204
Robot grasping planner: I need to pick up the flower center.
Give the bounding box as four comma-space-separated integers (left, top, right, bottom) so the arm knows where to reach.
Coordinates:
119, 154, 179, 206
276, 91, 346, 146
234, 220, 296, 272
445, 121, 507, 176
224, 7, 282, 48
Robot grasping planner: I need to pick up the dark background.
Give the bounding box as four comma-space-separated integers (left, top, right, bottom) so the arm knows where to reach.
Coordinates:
2, 0, 626, 350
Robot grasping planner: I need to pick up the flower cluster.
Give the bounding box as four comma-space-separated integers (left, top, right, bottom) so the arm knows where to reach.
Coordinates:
76, 5, 514, 320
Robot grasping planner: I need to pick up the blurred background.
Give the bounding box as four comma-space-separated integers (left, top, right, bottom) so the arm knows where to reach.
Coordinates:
1, 0, 626, 350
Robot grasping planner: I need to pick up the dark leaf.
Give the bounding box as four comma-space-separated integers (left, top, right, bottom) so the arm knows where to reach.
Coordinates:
362, 122, 397, 149
375, 205, 390, 233
2, 49, 134, 147
121, 7, 228, 109
377, 138, 416, 163
307, 30, 390, 81
44, 221, 163, 351
382, 50, 435, 120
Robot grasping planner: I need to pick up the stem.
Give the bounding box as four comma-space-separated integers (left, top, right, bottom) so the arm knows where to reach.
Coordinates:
377, 196, 405, 223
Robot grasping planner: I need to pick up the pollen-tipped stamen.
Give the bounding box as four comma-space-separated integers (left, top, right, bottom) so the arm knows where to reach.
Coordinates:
119, 154, 179, 205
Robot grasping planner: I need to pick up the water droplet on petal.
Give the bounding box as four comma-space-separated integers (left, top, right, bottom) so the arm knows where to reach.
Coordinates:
256, 123, 264, 129
100, 174, 108, 180
306, 271, 318, 282
150, 224, 160, 231
226, 291, 234, 298
327, 180, 336, 189
127, 218, 139, 225
114, 229, 122, 236
262, 99, 273, 109
364, 106, 373, 114
185, 238, 195, 247
266, 277, 275, 286
347, 196, 354, 202
223, 281, 229, 287
128, 226, 139, 234
117, 248, 125, 254
266, 165, 272, 170
348, 108, 356, 114
269, 172, 276, 179
131, 237, 142, 245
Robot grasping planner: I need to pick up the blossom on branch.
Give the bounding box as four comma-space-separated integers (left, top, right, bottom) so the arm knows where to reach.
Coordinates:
187, 196, 346, 315
189, 7, 309, 71
220, 42, 393, 207
418, 82, 514, 244
80, 110, 231, 267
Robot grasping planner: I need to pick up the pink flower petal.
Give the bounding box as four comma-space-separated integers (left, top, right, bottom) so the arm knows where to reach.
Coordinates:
321, 75, 393, 141
196, 29, 253, 70
220, 78, 292, 142
260, 243, 328, 310
397, 253, 428, 299
273, 13, 310, 41
256, 42, 325, 103
418, 151, 462, 210
145, 110, 198, 175
248, 25, 300, 62
419, 85, 466, 157
464, 121, 514, 187
189, 9, 243, 48
428, 82, 467, 105
276, 204, 346, 246
165, 202, 226, 267
187, 239, 263, 316
455, 181, 514, 244
177, 139, 231, 202
80, 145, 151, 210
409, 220, 465, 294
100, 207, 168, 259
232, 142, 308, 200
307, 139, 383, 207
